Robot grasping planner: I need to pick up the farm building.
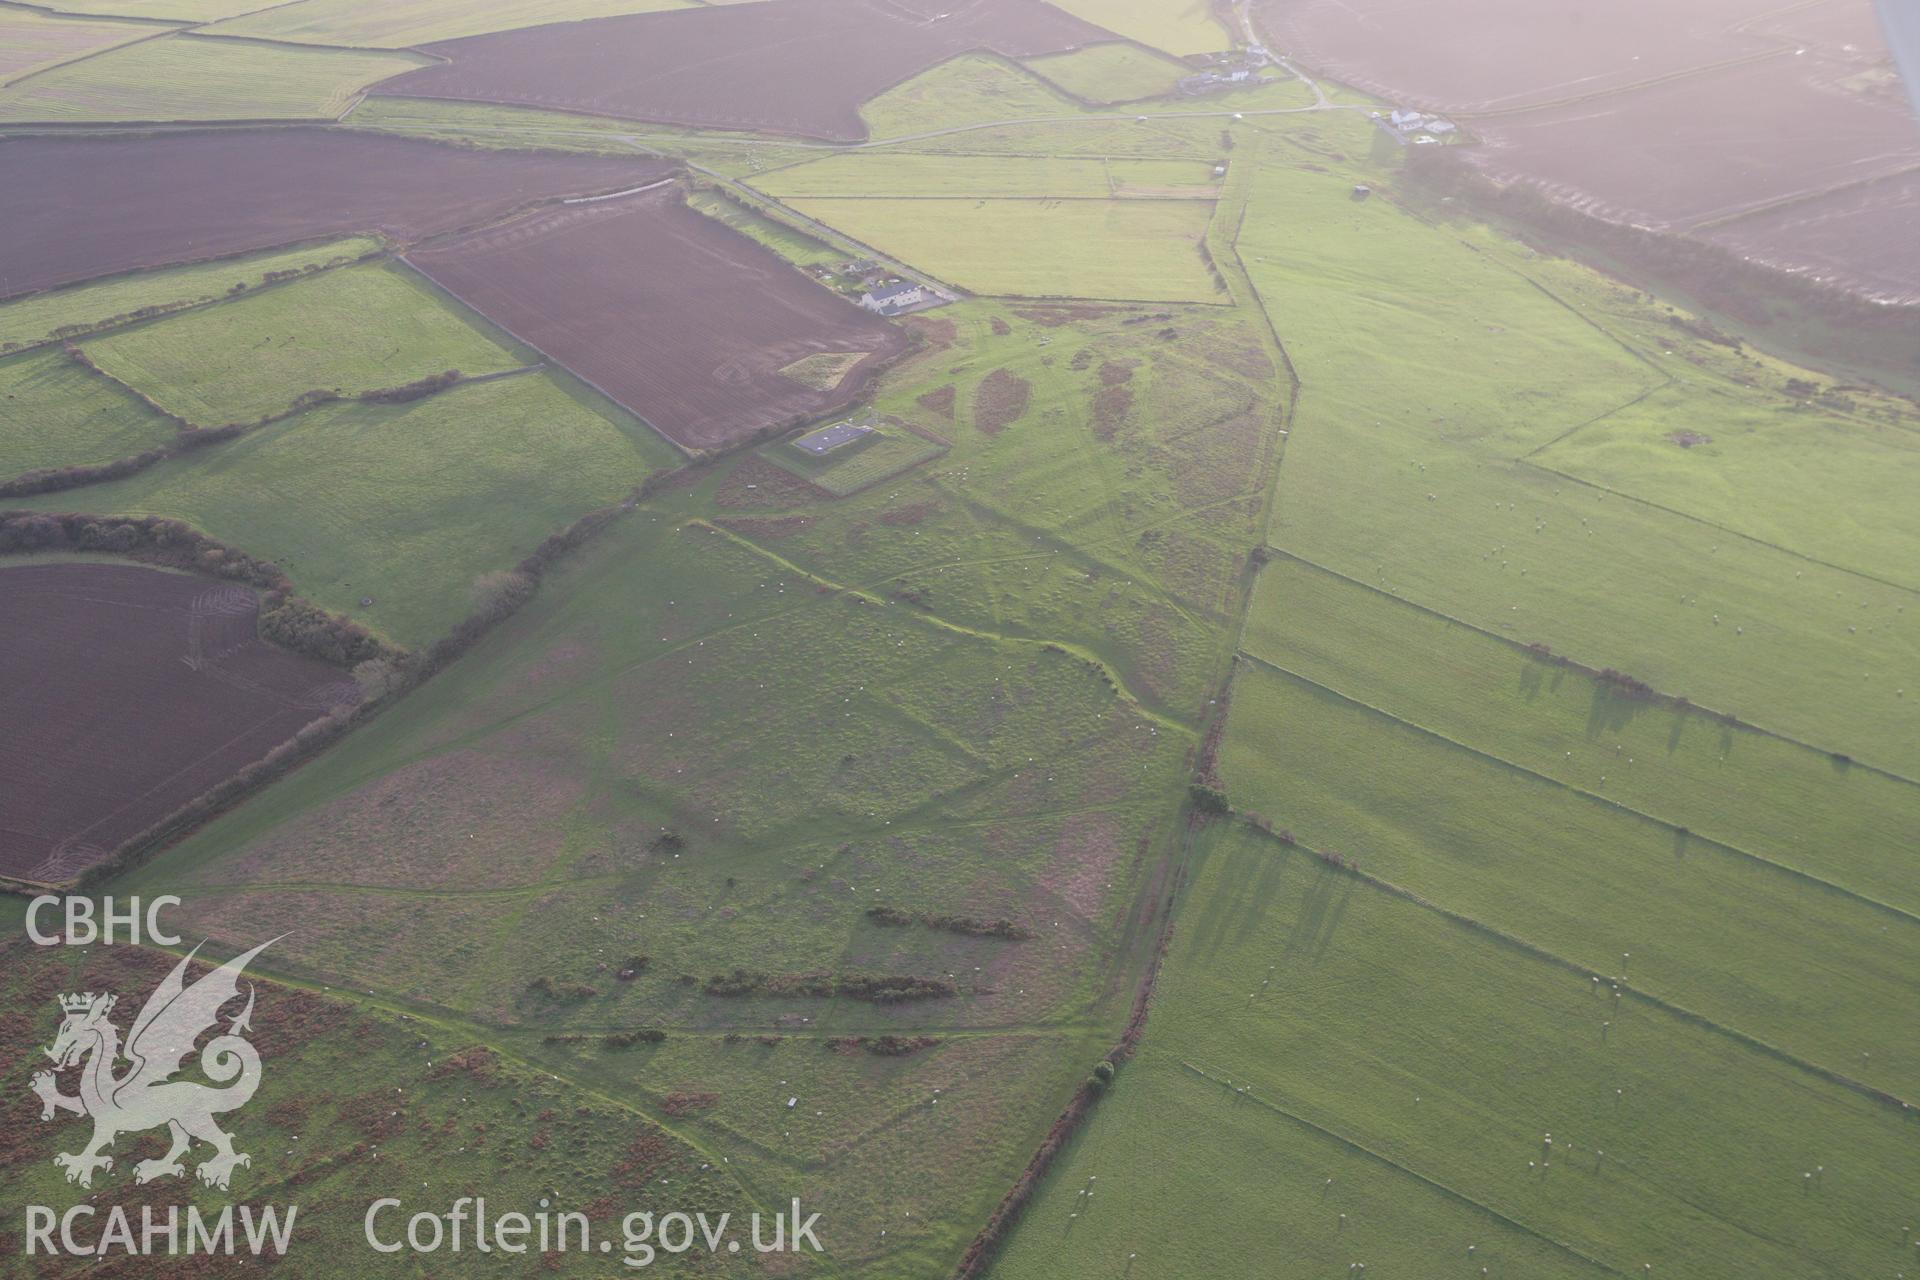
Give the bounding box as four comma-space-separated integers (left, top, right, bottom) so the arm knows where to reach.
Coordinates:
1375, 109, 1460, 143
859, 280, 929, 316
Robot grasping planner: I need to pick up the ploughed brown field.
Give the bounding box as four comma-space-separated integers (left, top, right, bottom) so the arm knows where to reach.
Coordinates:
1707, 167, 1920, 303
1466, 55, 1920, 229
0, 130, 676, 299
406, 186, 909, 453
1257, 0, 1920, 298
371, 0, 1112, 141
1256, 0, 1779, 113
0, 562, 354, 884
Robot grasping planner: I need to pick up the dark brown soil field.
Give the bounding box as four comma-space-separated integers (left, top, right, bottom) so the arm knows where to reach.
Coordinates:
371, 0, 1112, 141
0, 562, 355, 884
1258, 0, 1777, 112
1257, 0, 1920, 300
1705, 167, 1920, 304
406, 187, 909, 453
1467, 55, 1920, 230
0, 130, 676, 299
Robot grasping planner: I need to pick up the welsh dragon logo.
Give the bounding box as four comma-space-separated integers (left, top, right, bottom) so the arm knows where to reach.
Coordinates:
30, 939, 275, 1192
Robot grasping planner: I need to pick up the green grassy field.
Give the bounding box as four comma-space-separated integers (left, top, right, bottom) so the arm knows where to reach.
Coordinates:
1240, 555, 1920, 916
0, 348, 179, 478
16, 68, 1909, 1280
992, 821, 1920, 1280
1219, 661, 1920, 1099
68, 280, 1288, 1275
975, 105, 1920, 1278
0, 33, 425, 123
781, 197, 1223, 301
0, 8, 167, 84
1045, 0, 1232, 56
1531, 381, 1920, 588
860, 54, 1078, 140
81, 261, 526, 426
0, 238, 382, 352
114, 497, 1199, 1274
1237, 140, 1920, 777
205, 0, 691, 47
752, 153, 1220, 200
17, 372, 672, 644
1021, 42, 1190, 104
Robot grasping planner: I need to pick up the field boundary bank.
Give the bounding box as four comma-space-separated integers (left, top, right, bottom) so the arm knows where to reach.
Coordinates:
925, 482, 1222, 638
1173, 1057, 1624, 1276
1518, 457, 1920, 596
1397, 149, 1920, 370
1689, 160, 1920, 233
1379, 183, 1675, 389
1234, 820, 1920, 1116
389, 254, 686, 456
0, 239, 388, 356
950, 811, 1197, 1280
1233, 650, 1920, 928
0, 362, 541, 499
0, 15, 184, 93
1448, 46, 1793, 120
691, 517, 1195, 734
0, 159, 682, 307
1253, 544, 1920, 789
954, 134, 1304, 1278
684, 167, 970, 298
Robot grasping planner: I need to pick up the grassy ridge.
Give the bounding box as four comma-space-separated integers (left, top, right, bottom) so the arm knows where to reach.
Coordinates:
0, 942, 759, 1278
0, 8, 165, 84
